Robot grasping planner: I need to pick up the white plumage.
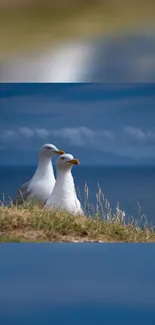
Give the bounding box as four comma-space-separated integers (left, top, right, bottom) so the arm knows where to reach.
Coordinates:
14, 143, 65, 205
45, 153, 84, 216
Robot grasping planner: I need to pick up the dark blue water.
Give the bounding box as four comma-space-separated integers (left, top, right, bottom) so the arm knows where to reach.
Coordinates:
0, 244, 155, 325
0, 165, 155, 223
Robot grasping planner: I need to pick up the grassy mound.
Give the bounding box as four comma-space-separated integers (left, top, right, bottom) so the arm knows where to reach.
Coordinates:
0, 203, 155, 242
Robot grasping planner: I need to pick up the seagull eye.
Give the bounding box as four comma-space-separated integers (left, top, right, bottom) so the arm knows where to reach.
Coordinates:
46, 146, 52, 150
61, 157, 65, 160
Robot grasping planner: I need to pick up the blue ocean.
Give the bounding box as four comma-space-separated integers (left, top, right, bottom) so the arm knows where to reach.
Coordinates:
0, 165, 155, 224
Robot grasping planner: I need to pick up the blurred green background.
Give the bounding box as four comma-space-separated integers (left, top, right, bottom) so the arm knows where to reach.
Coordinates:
0, 0, 155, 60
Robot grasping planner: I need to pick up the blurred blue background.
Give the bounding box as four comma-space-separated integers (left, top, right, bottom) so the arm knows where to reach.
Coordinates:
0, 244, 155, 325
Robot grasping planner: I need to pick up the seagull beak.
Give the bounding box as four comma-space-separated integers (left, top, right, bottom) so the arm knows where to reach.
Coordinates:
67, 159, 80, 165
56, 150, 65, 155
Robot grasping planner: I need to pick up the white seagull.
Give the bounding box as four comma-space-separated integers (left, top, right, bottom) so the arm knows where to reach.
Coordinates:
45, 153, 84, 216
14, 143, 65, 205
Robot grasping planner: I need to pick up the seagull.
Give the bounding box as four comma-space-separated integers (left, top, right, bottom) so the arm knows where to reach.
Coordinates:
45, 153, 84, 216
13, 143, 65, 205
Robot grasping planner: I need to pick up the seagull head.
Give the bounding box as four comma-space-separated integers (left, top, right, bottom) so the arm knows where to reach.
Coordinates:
40, 143, 65, 158
56, 153, 80, 170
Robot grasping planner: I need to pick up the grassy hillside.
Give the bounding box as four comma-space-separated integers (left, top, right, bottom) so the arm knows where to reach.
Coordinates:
0, 203, 154, 242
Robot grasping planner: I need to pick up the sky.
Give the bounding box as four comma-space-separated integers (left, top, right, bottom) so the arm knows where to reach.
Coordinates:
0, 83, 155, 165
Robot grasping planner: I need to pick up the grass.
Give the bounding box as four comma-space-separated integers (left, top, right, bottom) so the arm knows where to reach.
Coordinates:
0, 1, 155, 60
0, 185, 155, 243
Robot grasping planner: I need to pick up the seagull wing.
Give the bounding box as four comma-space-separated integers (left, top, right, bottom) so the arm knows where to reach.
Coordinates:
13, 181, 31, 205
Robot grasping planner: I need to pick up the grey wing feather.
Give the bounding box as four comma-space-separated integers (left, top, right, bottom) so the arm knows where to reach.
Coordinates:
13, 181, 31, 205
